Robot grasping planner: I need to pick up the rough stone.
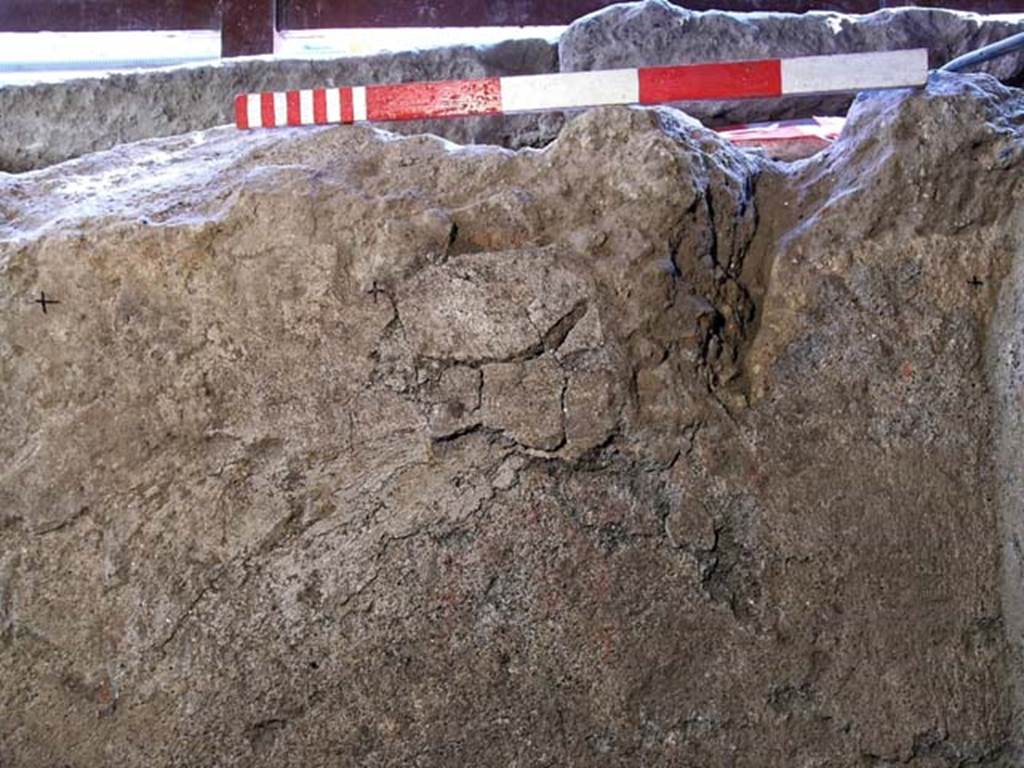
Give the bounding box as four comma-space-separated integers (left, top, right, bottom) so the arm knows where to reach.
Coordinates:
1, 70, 1023, 766
0, 37, 561, 173
7, 5, 1024, 175
560, 0, 1024, 125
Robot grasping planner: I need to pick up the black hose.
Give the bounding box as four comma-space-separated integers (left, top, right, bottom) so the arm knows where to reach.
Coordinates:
940, 30, 1024, 73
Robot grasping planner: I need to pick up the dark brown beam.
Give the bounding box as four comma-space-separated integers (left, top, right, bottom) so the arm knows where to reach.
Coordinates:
879, 0, 1024, 10
222, 0, 276, 56
1, 1, 1019, 59
277, 0, 1024, 29
0, 0, 218, 32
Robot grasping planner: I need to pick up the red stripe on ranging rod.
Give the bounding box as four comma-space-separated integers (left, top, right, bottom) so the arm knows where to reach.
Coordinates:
260, 92, 275, 128
313, 89, 327, 124
639, 60, 782, 103
341, 87, 355, 123
366, 78, 502, 122
286, 90, 301, 126
234, 94, 249, 130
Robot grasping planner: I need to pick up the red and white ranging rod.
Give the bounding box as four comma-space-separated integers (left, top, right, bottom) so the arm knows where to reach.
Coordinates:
234, 49, 928, 130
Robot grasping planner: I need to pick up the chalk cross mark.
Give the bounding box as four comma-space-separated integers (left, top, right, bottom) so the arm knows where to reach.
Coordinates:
34, 291, 60, 314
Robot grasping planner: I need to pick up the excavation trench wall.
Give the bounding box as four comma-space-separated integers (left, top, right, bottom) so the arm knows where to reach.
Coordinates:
3, 2, 1024, 765
1, 69, 1023, 766
991, 209, 1024, 733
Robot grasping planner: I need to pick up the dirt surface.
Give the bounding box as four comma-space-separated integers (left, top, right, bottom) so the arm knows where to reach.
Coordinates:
1, 71, 1023, 766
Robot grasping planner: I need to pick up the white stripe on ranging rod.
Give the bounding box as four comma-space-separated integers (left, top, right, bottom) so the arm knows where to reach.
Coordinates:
780, 50, 929, 94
